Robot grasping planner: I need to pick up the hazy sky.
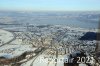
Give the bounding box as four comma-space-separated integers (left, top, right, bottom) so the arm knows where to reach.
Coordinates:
0, 0, 100, 11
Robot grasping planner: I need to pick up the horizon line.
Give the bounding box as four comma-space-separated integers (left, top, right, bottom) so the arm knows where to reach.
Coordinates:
0, 10, 100, 12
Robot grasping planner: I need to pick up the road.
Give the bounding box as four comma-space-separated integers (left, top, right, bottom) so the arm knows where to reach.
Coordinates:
30, 48, 47, 66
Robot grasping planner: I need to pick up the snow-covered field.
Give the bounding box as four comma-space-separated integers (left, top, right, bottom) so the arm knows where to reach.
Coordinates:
0, 29, 37, 59
0, 44, 37, 59
0, 29, 14, 46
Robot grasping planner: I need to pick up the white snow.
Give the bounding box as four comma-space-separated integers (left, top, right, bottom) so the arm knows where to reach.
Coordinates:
0, 29, 14, 45
0, 44, 37, 59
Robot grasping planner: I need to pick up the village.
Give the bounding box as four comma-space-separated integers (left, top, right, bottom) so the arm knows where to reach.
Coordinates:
0, 24, 99, 66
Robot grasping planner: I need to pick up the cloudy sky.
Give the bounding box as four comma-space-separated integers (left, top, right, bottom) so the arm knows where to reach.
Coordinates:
0, 0, 100, 11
